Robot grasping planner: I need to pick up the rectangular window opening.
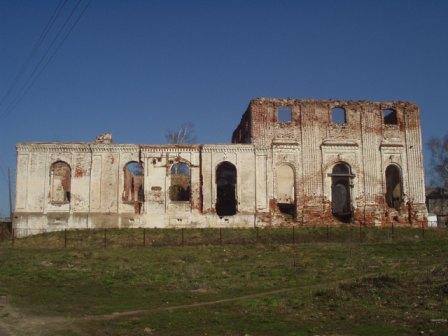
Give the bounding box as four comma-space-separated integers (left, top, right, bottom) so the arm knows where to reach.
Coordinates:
277, 106, 292, 123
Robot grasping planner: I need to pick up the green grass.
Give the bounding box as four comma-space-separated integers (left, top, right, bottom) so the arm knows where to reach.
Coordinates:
0, 227, 447, 335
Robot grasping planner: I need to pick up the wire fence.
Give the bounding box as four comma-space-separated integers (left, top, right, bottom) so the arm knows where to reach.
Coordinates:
1, 225, 447, 249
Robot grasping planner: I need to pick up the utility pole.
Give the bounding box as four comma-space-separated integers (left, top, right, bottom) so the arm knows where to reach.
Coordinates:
8, 168, 13, 220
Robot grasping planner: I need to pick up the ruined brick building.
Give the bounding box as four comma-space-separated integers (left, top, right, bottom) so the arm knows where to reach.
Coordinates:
13, 98, 427, 235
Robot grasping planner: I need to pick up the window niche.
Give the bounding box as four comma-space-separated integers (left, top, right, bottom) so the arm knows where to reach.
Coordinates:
277, 106, 292, 123
123, 161, 144, 206
169, 162, 191, 202
50, 161, 71, 204
331, 107, 347, 124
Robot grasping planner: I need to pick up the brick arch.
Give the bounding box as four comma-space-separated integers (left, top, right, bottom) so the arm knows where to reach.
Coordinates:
50, 161, 71, 204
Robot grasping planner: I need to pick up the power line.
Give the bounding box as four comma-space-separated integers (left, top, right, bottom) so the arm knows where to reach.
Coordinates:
0, 0, 91, 120
0, 0, 83, 118
0, 150, 9, 183
0, 0, 68, 109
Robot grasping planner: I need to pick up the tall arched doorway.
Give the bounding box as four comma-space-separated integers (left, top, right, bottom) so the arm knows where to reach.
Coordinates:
330, 163, 353, 222
385, 164, 403, 210
123, 161, 144, 213
216, 161, 237, 216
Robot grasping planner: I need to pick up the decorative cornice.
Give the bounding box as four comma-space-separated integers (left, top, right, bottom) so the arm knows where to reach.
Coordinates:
380, 141, 404, 148
321, 139, 359, 147
16, 143, 202, 153
16, 142, 255, 154
140, 145, 201, 153
17, 143, 91, 153
272, 143, 301, 150
201, 144, 255, 152
91, 144, 140, 153
272, 140, 300, 146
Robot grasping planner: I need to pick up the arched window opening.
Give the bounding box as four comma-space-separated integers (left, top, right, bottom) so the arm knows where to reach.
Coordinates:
332, 163, 350, 175
385, 165, 403, 210
123, 162, 144, 213
331, 107, 347, 124
383, 108, 398, 125
277, 106, 292, 123
276, 165, 295, 217
330, 162, 353, 222
50, 161, 71, 204
216, 161, 237, 216
169, 162, 191, 202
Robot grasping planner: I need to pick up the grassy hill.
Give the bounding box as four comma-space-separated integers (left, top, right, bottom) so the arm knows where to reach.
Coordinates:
0, 227, 447, 335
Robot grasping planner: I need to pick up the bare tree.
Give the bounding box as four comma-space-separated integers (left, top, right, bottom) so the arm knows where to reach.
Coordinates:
165, 123, 196, 144
428, 134, 448, 188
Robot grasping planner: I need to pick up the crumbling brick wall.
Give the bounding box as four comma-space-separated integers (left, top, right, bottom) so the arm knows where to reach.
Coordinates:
233, 97, 427, 227
12, 97, 427, 236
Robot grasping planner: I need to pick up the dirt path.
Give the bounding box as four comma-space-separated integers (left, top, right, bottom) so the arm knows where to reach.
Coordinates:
0, 326, 10, 336
0, 273, 379, 335
0, 287, 298, 335
85, 287, 296, 321
0, 303, 76, 336
86, 272, 380, 321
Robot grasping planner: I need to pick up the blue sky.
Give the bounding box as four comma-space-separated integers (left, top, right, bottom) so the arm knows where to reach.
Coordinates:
0, 0, 447, 216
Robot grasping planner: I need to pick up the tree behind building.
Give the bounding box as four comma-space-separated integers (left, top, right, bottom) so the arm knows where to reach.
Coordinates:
165, 123, 196, 144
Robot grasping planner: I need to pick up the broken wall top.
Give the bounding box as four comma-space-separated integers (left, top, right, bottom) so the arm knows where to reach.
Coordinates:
231, 97, 422, 145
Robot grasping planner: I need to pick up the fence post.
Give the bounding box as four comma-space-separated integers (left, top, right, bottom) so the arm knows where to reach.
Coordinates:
326, 225, 329, 242
143, 228, 146, 247
64, 229, 67, 248
104, 228, 107, 248
292, 226, 295, 244
256, 227, 259, 243
11, 228, 14, 248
